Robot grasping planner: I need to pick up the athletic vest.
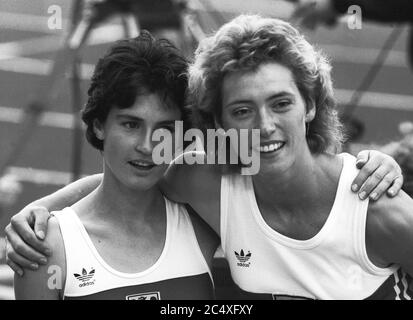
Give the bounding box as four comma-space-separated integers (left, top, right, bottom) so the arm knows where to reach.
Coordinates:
52, 199, 214, 300
220, 153, 412, 300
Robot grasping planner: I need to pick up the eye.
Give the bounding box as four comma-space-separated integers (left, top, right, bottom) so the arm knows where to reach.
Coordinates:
232, 107, 252, 118
272, 99, 292, 110
123, 121, 140, 129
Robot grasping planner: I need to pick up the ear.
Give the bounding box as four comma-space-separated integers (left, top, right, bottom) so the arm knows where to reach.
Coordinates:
305, 103, 316, 123
93, 119, 105, 140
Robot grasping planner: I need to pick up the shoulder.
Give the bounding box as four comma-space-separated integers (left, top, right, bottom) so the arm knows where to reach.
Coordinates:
46, 215, 66, 257
185, 205, 220, 270
366, 191, 413, 267
161, 159, 222, 222
45, 215, 66, 278
14, 215, 66, 300
367, 191, 413, 234
163, 158, 221, 201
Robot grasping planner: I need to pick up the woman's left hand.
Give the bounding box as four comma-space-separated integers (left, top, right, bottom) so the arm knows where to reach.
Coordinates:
352, 150, 403, 201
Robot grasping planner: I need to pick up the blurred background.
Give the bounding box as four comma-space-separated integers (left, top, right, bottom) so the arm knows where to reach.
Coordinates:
0, 0, 412, 300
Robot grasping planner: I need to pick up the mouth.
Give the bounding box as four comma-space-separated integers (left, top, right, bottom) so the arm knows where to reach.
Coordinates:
258, 141, 285, 154
128, 160, 156, 171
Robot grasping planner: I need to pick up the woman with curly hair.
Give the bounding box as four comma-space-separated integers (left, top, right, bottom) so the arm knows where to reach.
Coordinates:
181, 15, 413, 299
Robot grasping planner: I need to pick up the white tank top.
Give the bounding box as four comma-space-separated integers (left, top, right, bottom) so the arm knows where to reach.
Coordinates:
220, 153, 412, 300
52, 198, 214, 300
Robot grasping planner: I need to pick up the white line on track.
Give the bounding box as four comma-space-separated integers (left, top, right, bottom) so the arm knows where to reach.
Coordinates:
0, 23, 127, 60
0, 35, 62, 60
321, 44, 407, 68
0, 106, 76, 129
6, 166, 78, 185
0, 11, 68, 34
335, 90, 413, 111
0, 56, 94, 78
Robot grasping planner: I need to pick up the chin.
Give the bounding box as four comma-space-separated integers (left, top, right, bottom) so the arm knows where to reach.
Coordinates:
259, 155, 292, 175
129, 182, 157, 192
123, 176, 159, 192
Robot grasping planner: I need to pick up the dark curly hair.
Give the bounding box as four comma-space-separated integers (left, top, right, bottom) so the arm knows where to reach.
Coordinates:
82, 30, 188, 150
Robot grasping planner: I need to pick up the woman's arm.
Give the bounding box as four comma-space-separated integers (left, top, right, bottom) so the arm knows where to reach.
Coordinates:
366, 191, 413, 276
14, 216, 66, 300
5, 174, 101, 275
4, 150, 404, 275
161, 160, 222, 235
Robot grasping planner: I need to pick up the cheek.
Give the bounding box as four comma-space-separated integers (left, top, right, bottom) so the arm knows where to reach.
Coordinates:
289, 109, 307, 129
105, 131, 133, 154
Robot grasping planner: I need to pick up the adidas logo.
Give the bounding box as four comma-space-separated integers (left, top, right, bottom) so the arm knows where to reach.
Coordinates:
234, 249, 251, 267
74, 268, 96, 287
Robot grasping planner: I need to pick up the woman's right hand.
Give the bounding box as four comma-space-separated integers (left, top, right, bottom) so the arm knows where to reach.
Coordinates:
4, 206, 52, 276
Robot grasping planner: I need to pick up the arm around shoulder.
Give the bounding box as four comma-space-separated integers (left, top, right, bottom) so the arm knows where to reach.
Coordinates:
161, 161, 222, 236
161, 159, 221, 205
14, 216, 66, 300
36, 174, 103, 212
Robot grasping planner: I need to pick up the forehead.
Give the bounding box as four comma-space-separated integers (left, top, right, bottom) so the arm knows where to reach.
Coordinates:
221, 62, 299, 104
112, 93, 181, 121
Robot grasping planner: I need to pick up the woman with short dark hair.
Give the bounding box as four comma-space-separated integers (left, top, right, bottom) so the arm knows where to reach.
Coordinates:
13, 31, 218, 300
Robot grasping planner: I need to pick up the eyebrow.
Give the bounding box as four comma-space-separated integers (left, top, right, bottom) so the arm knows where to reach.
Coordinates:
225, 91, 295, 108
115, 114, 176, 125
116, 114, 142, 121
267, 92, 296, 101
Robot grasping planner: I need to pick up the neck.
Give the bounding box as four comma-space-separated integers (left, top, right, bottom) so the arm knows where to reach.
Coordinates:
252, 152, 334, 214
88, 167, 164, 224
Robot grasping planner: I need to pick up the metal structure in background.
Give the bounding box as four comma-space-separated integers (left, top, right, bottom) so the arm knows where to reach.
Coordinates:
340, 26, 405, 144
0, 0, 207, 182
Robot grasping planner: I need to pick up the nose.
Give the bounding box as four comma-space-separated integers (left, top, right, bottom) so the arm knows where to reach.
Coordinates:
258, 108, 276, 138
135, 128, 153, 156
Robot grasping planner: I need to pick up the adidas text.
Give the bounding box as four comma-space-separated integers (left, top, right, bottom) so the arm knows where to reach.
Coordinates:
237, 262, 251, 267
79, 280, 95, 287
